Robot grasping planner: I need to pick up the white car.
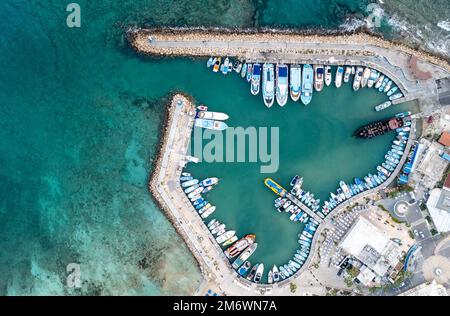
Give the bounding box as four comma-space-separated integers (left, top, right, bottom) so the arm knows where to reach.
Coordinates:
414, 229, 419, 236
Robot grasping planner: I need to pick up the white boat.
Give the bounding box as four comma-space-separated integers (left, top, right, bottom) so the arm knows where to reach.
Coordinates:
387, 86, 398, 97
367, 69, 379, 88
390, 93, 403, 101
253, 263, 264, 283
200, 177, 219, 187
276, 64, 289, 106
188, 187, 204, 199
324, 66, 332, 86
361, 67, 371, 88
197, 111, 229, 121
240, 63, 247, 78
289, 64, 302, 102
375, 74, 385, 89
384, 80, 393, 93
339, 181, 352, 199
343, 66, 352, 83
262, 63, 275, 108
353, 66, 364, 91
201, 206, 216, 219
216, 230, 236, 244
184, 184, 199, 194
272, 266, 280, 283
335, 66, 344, 88
194, 118, 228, 131
222, 235, 238, 247
250, 64, 261, 95
268, 270, 273, 284
181, 172, 191, 177
221, 57, 230, 75
211, 223, 225, 235
375, 101, 392, 112
206, 57, 214, 68
181, 179, 199, 187
313, 65, 324, 92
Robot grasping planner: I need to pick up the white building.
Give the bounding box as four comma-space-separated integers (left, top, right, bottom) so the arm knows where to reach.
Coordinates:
340, 216, 404, 286
426, 188, 450, 232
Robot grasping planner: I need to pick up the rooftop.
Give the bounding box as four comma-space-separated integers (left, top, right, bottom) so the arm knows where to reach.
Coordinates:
438, 131, 450, 147
427, 188, 450, 233
399, 280, 448, 296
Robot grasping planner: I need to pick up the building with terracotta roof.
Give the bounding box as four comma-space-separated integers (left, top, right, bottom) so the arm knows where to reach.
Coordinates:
438, 131, 450, 147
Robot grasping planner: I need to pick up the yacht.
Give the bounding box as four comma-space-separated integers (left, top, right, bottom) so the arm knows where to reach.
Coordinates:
375, 74, 385, 89
324, 66, 332, 86
367, 69, 379, 88
361, 67, 371, 88
301, 64, 314, 105
335, 66, 344, 88
343, 66, 352, 83
253, 264, 264, 283
262, 63, 275, 108
313, 65, 324, 92
289, 64, 302, 102
250, 63, 261, 95
276, 64, 289, 107
353, 66, 364, 91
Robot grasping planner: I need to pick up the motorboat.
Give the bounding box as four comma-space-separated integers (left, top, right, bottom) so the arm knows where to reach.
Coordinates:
276, 64, 289, 106
301, 64, 314, 105
250, 63, 261, 95
353, 66, 364, 91
262, 63, 275, 108
289, 64, 302, 102
335, 66, 344, 88
324, 66, 332, 86
313, 65, 324, 92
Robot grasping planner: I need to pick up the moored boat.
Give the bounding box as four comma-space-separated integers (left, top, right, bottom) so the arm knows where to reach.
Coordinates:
313, 65, 324, 92
246, 264, 258, 281
206, 57, 214, 68
182, 179, 199, 188
367, 69, 379, 88
212, 57, 221, 73
221, 57, 230, 75
250, 63, 261, 95
225, 234, 256, 259
301, 64, 314, 105
197, 111, 229, 121
384, 80, 393, 93
222, 235, 238, 247
387, 86, 398, 97
200, 177, 219, 187
276, 64, 289, 107
325, 66, 332, 86
233, 243, 258, 269
195, 118, 228, 131
290, 64, 302, 102
241, 63, 247, 78
262, 63, 275, 108
253, 264, 264, 283
201, 206, 216, 219
343, 66, 352, 83
246, 64, 252, 82
353, 66, 364, 91
335, 66, 344, 88
216, 230, 236, 244
361, 67, 371, 88
390, 93, 403, 101
375, 101, 392, 112
375, 74, 385, 89
238, 261, 251, 276
272, 266, 280, 283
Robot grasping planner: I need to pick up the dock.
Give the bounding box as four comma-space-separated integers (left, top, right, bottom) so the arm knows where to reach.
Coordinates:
285, 192, 323, 224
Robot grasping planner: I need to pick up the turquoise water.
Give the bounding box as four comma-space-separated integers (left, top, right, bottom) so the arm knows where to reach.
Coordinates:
185, 65, 414, 283
0, 0, 442, 295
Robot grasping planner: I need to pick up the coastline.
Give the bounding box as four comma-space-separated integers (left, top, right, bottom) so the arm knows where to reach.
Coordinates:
127, 27, 450, 71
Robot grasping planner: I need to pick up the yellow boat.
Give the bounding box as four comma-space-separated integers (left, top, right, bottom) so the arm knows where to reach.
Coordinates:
264, 178, 287, 197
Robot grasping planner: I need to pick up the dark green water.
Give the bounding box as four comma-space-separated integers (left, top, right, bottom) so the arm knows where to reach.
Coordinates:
0, 0, 444, 295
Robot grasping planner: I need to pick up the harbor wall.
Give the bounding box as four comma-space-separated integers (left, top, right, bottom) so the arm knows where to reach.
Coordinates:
127, 27, 450, 72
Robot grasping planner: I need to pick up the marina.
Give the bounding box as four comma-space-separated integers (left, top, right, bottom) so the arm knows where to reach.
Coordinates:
142, 29, 449, 293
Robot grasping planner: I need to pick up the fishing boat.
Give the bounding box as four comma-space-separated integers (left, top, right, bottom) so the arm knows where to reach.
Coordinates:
367, 69, 379, 88
375, 101, 392, 112
200, 177, 219, 187
289, 64, 302, 102
206, 57, 214, 68
194, 118, 228, 131
344, 66, 352, 83
361, 67, 371, 88
222, 235, 238, 247
378, 77, 389, 92
246, 64, 252, 82
313, 65, 324, 92
201, 206, 216, 219
301, 64, 314, 105
390, 93, 403, 101
384, 80, 393, 93
375, 74, 385, 89
181, 179, 199, 188
353, 66, 364, 91
181, 172, 191, 177
238, 261, 251, 276
250, 63, 261, 95
262, 63, 275, 108
221, 57, 230, 75
240, 63, 247, 78
387, 86, 398, 97
276, 64, 289, 106
272, 266, 280, 283
198, 203, 212, 214
324, 66, 332, 86
212, 57, 221, 73
233, 61, 242, 73
225, 234, 256, 259
335, 66, 344, 88
197, 111, 229, 121
216, 230, 236, 244
180, 176, 193, 182
253, 264, 264, 283
339, 181, 352, 199
202, 186, 213, 194
233, 243, 258, 269
211, 223, 226, 235
246, 264, 258, 281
